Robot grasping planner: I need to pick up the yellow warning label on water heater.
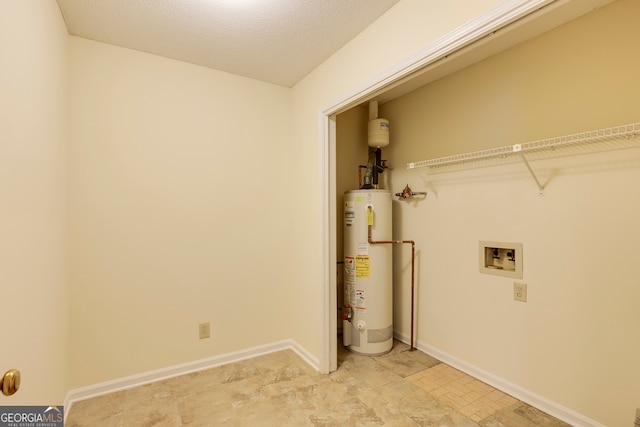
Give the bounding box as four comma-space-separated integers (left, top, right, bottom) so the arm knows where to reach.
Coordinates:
355, 255, 370, 278
367, 207, 374, 226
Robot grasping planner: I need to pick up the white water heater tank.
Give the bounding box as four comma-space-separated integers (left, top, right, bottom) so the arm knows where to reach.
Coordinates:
343, 189, 393, 355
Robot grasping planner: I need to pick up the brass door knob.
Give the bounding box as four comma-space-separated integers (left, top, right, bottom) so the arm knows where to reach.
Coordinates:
1, 369, 20, 396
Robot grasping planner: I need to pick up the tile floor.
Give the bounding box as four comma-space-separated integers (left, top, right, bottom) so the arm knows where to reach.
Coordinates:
66, 341, 569, 426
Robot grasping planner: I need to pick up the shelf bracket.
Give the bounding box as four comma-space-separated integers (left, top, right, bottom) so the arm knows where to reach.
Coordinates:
514, 144, 544, 196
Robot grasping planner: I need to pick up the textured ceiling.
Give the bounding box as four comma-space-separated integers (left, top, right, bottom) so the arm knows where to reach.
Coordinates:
56, 0, 400, 87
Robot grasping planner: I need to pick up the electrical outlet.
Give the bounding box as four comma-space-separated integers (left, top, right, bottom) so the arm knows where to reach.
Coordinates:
514, 283, 527, 302
199, 322, 210, 339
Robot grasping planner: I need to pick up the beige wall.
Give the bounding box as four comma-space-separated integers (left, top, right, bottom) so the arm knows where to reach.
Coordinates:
0, 1, 69, 404
365, 0, 638, 425
67, 37, 293, 387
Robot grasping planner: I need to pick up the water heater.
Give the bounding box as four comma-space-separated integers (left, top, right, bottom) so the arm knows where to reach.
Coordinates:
343, 189, 393, 355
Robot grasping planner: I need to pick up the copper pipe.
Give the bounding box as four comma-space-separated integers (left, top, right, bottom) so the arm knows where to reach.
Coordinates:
367, 223, 416, 351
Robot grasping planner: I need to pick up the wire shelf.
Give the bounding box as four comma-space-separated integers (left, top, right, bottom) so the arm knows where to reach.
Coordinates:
407, 122, 640, 170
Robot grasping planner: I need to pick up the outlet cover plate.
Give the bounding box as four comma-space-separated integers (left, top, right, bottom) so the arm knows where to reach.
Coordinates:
514, 283, 527, 302
199, 322, 210, 339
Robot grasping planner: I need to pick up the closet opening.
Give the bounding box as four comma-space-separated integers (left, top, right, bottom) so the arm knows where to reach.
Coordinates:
321, 0, 618, 374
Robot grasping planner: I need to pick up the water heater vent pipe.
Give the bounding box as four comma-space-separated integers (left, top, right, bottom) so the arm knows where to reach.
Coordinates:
369, 100, 378, 120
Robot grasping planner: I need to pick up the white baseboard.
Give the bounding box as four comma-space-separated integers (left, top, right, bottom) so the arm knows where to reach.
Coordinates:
393, 331, 604, 427
64, 339, 318, 420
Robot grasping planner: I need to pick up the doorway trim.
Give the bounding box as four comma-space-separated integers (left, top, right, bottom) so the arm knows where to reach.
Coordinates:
319, 0, 560, 374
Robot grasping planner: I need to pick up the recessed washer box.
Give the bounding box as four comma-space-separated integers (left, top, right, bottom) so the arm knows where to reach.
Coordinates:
479, 241, 523, 279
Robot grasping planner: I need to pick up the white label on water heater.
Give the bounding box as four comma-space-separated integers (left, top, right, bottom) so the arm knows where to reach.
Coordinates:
344, 257, 355, 291
345, 211, 354, 227
345, 201, 355, 227
355, 289, 365, 312
344, 256, 354, 271
357, 242, 368, 255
